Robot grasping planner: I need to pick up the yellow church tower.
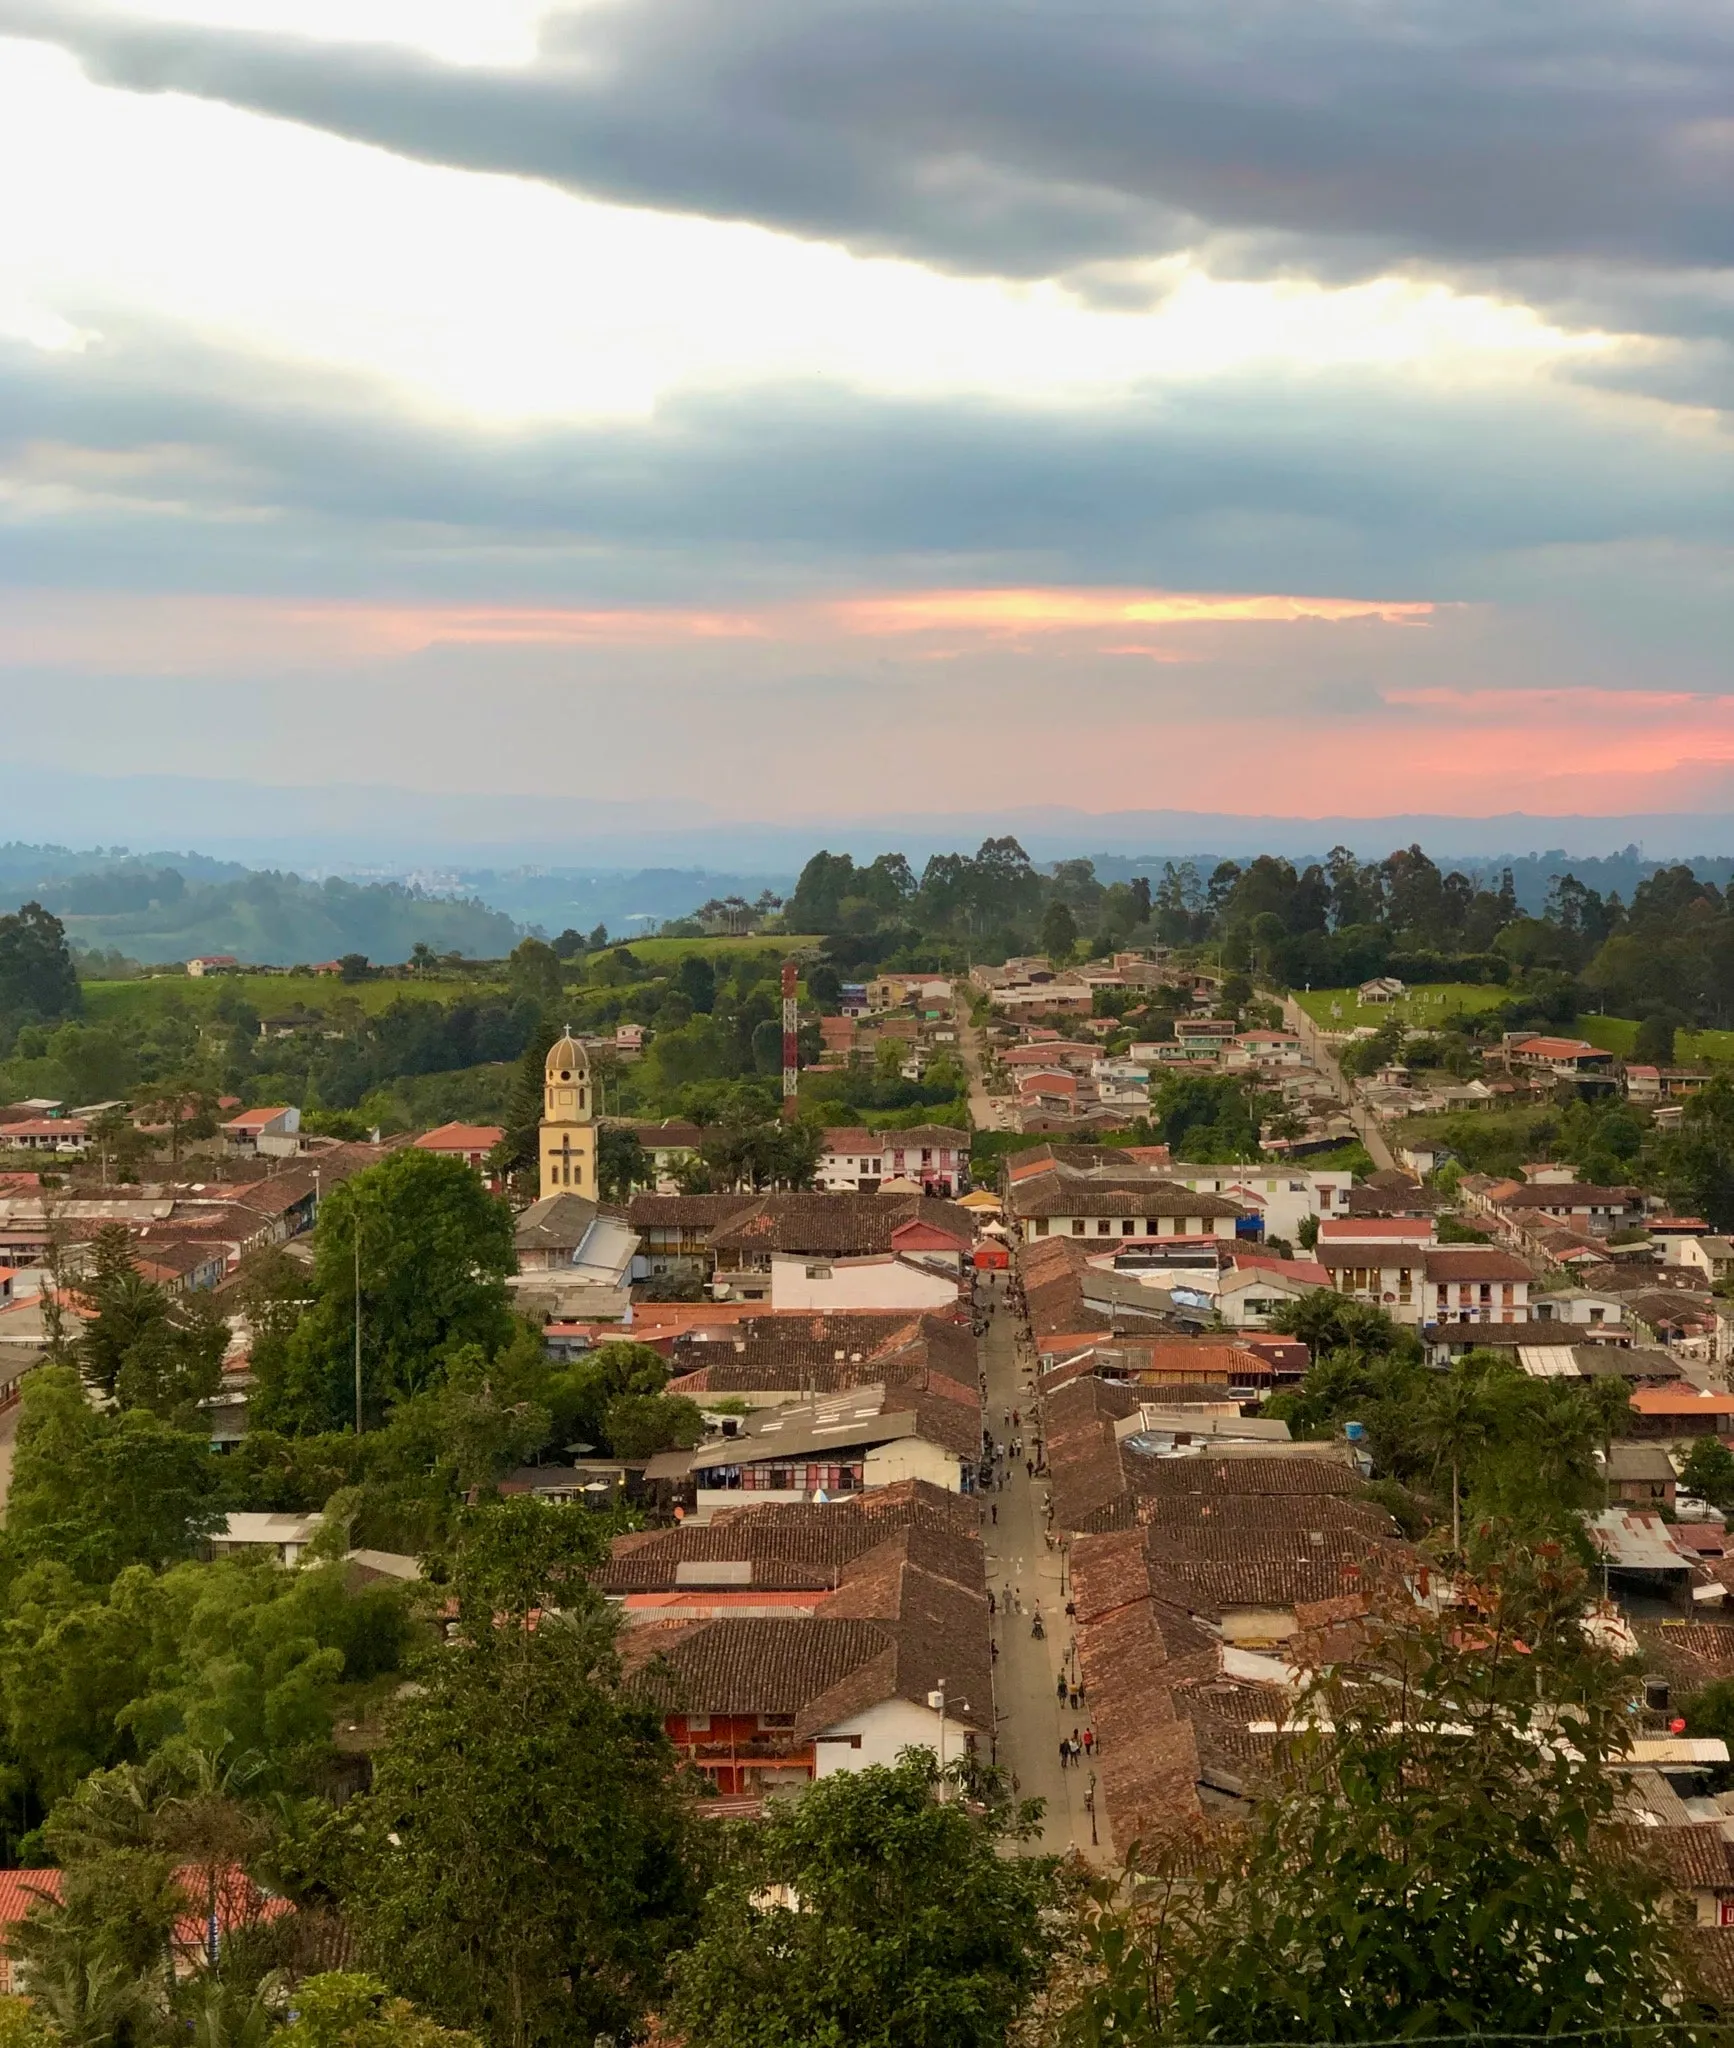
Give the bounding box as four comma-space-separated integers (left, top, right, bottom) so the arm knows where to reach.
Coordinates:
539, 1028, 598, 1200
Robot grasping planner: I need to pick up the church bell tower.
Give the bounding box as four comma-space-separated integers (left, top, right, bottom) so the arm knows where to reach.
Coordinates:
539, 1029, 598, 1201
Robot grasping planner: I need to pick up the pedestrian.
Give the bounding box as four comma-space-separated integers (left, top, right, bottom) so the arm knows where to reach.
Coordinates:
991, 1640, 999, 1661
988, 1589, 997, 1615
1058, 1739, 1069, 1771
1072, 1724, 1081, 1751
1083, 1727, 1095, 1756
1012, 1408, 1021, 1427
1056, 1673, 1067, 1701
1070, 1686, 1080, 1712
1026, 1458, 1035, 1480
990, 1501, 998, 1525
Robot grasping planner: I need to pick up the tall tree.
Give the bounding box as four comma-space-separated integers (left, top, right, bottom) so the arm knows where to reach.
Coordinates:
1063, 1551, 1691, 2045
251, 1151, 515, 1435
346, 1500, 703, 2047
0, 901, 81, 1034
671, 1753, 1053, 2048
3, 1366, 222, 1586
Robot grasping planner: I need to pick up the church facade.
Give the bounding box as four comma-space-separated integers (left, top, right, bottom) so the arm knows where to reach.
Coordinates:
539, 1029, 598, 1201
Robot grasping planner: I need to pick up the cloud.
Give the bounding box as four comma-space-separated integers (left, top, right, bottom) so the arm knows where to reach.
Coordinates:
3, 317, 1730, 611
5, 0, 1731, 299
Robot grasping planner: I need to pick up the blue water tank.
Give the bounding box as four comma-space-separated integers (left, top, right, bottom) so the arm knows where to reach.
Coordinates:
1343, 1421, 1366, 1442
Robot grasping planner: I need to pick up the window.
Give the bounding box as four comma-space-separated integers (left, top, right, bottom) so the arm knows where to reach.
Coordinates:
762, 1714, 796, 1729
1072, 1220, 1085, 1236
1122, 1219, 1135, 1235
1034, 1217, 1049, 1237
686, 1715, 711, 1733
1097, 1220, 1111, 1235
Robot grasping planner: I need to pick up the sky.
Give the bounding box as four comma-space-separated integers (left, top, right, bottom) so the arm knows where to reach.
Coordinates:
0, 0, 1731, 838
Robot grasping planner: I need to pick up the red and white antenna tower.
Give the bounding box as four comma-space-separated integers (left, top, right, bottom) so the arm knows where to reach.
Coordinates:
781, 959, 799, 1121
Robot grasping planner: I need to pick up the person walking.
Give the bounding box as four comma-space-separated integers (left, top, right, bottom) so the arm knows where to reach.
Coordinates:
1058, 1739, 1070, 1772
1056, 1673, 1068, 1702
1083, 1727, 1095, 1757
991, 1501, 998, 1525
1026, 1458, 1035, 1481
1069, 1685, 1080, 1712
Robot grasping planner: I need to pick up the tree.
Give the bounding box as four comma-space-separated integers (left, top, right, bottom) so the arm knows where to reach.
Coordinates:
1063, 1550, 1691, 2044
1040, 899, 1079, 963
596, 1124, 648, 1202
3, 1366, 222, 1585
89, 1105, 153, 1182
1681, 1435, 1734, 1509
1634, 1007, 1683, 1065
346, 1500, 702, 2046
670, 1753, 1054, 2048
1417, 1365, 1490, 1554
76, 1225, 173, 1399
278, 1973, 478, 2047
675, 953, 718, 1014
0, 901, 82, 1033
507, 939, 565, 1011
601, 1391, 703, 1459
114, 1289, 229, 1426
251, 1150, 515, 1435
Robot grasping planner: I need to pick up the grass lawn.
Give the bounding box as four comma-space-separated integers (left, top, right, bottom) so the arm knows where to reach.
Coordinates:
83, 972, 510, 1021
1576, 1015, 1734, 1065
617, 934, 825, 965
1293, 983, 1509, 1033
1575, 1015, 1639, 1056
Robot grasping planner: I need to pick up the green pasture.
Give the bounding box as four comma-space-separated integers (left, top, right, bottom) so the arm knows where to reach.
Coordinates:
613, 934, 824, 966
82, 972, 509, 1022
1293, 984, 1509, 1033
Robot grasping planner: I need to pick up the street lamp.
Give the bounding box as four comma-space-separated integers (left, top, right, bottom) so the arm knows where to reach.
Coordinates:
927, 1685, 949, 1792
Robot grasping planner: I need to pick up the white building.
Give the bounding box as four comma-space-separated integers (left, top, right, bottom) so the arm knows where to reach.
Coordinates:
766, 1252, 962, 1313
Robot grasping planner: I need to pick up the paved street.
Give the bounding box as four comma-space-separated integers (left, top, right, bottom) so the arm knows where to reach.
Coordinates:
956, 997, 1010, 1131
976, 1275, 1107, 1860
1285, 995, 1396, 1171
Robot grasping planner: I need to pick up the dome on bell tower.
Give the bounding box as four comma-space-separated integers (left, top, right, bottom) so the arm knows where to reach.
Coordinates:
545, 1030, 588, 1085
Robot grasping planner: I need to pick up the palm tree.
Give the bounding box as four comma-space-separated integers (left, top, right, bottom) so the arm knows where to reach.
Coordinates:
31, 1949, 156, 2048
1422, 1369, 1490, 1556
185, 1969, 285, 2047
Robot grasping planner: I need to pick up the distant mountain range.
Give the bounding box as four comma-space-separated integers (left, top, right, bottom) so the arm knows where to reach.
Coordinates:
0, 846, 521, 965
7, 770, 1734, 873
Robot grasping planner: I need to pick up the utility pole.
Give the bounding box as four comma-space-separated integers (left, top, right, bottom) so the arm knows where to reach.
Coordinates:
353, 1209, 363, 1436
781, 959, 799, 1122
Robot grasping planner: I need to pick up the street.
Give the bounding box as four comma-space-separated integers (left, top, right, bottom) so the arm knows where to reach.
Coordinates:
976, 1273, 1107, 1860
1284, 994, 1397, 1171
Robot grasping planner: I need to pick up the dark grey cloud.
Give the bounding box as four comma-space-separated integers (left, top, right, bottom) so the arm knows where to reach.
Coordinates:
2, 320, 1729, 628
6, 0, 1733, 291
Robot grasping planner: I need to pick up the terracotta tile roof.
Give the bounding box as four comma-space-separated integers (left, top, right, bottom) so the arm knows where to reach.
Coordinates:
619, 1552, 991, 1737
1631, 1388, 1734, 1417
1011, 1178, 1247, 1221
1646, 1823, 1734, 1893
707, 1195, 975, 1257
627, 1194, 761, 1230
414, 1122, 503, 1151
598, 1490, 982, 1595
1643, 1622, 1734, 1689
1497, 1183, 1643, 1209
1421, 1247, 1535, 1283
